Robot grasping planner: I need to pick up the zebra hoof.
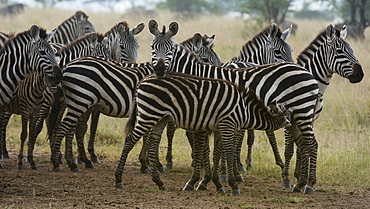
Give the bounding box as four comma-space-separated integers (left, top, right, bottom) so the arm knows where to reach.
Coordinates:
216, 187, 226, 193
182, 183, 194, 191
115, 183, 123, 189
238, 167, 246, 172
90, 156, 100, 164
72, 167, 80, 172
58, 158, 64, 164
282, 182, 292, 189
291, 186, 302, 193
235, 175, 244, 182
76, 158, 85, 164
53, 167, 63, 172
303, 186, 315, 194
85, 164, 95, 169
196, 183, 208, 190
31, 165, 37, 170
159, 185, 168, 191
17, 164, 23, 170
158, 167, 165, 173
232, 189, 241, 195
0, 162, 2, 168
219, 175, 228, 182
166, 163, 173, 169
141, 168, 150, 174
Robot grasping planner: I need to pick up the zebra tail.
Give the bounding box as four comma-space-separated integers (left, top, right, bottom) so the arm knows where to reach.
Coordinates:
47, 87, 64, 140
124, 98, 138, 138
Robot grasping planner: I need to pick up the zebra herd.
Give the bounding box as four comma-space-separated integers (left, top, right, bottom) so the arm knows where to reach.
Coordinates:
0, 11, 364, 195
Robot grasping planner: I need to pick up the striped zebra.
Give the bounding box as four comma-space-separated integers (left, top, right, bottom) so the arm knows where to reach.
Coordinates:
0, 32, 12, 48
278, 24, 364, 189
0, 32, 112, 169
148, 19, 320, 194
72, 21, 145, 165
0, 25, 60, 168
47, 56, 153, 172
50, 10, 95, 45
114, 71, 291, 194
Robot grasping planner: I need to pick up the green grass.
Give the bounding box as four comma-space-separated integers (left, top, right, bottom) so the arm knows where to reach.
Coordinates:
1, 8, 370, 193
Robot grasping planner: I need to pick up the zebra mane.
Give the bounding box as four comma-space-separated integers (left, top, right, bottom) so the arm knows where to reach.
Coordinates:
1, 26, 48, 50
57, 33, 100, 54
174, 42, 205, 64
180, 34, 215, 49
296, 28, 341, 65
233, 25, 282, 60
104, 21, 130, 36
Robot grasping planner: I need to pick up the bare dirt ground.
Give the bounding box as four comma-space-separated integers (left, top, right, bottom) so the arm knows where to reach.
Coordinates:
1, 152, 369, 209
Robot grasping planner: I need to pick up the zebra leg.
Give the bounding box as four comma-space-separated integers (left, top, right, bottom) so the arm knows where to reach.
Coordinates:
183, 131, 207, 191
75, 110, 94, 168
27, 114, 38, 170
211, 131, 225, 193
281, 128, 295, 189
17, 113, 28, 170
245, 129, 255, 170
165, 122, 176, 169
148, 118, 170, 191
185, 130, 195, 167
197, 132, 211, 190
115, 118, 161, 189
139, 132, 150, 173
88, 108, 100, 163
0, 110, 9, 159
234, 130, 246, 182
307, 135, 318, 194
265, 130, 284, 170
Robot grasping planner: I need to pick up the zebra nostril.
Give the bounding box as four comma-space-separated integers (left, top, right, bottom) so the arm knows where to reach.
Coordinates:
154, 59, 166, 78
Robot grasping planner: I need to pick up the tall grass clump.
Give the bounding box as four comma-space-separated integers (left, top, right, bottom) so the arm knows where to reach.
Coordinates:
1, 8, 369, 192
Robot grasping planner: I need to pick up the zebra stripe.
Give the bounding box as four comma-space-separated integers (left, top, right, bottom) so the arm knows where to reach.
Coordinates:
148, 19, 320, 193
48, 56, 153, 172
50, 10, 95, 45
114, 72, 289, 194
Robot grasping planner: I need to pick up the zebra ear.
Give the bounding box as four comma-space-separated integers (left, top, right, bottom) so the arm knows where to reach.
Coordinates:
168, 22, 179, 37
205, 34, 215, 48
89, 33, 98, 46
117, 22, 127, 36
340, 25, 347, 39
192, 33, 202, 50
268, 23, 279, 40
132, 23, 145, 35
45, 28, 57, 42
75, 10, 85, 24
30, 24, 40, 43
326, 24, 336, 43
149, 19, 160, 36
280, 25, 292, 41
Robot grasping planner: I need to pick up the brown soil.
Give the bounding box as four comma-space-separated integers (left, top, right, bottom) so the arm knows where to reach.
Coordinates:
1, 152, 369, 209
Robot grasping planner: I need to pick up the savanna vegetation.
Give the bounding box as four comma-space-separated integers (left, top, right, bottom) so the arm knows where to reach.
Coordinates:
1, 7, 369, 196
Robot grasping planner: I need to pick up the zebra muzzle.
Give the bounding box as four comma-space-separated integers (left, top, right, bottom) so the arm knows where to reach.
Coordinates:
154, 58, 167, 78
348, 63, 364, 83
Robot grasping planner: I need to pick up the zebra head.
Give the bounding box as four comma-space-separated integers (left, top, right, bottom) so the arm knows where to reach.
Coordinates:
27, 25, 60, 86
87, 33, 111, 59
182, 33, 222, 66
115, 21, 144, 63
268, 23, 294, 63
149, 19, 178, 78
324, 24, 363, 83
74, 10, 95, 39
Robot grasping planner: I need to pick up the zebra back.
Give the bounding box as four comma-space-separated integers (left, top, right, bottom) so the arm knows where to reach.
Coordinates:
0, 32, 13, 48
103, 21, 144, 63
57, 32, 111, 68
180, 33, 221, 66
50, 10, 95, 44
0, 25, 59, 107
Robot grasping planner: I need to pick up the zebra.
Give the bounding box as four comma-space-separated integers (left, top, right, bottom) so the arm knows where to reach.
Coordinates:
148, 19, 320, 194
114, 71, 291, 195
47, 56, 153, 172
278, 24, 364, 189
0, 32, 112, 169
0, 25, 60, 168
73, 21, 145, 165
49, 10, 95, 45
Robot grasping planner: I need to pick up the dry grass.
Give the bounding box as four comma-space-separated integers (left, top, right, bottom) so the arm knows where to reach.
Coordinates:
1, 8, 369, 192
